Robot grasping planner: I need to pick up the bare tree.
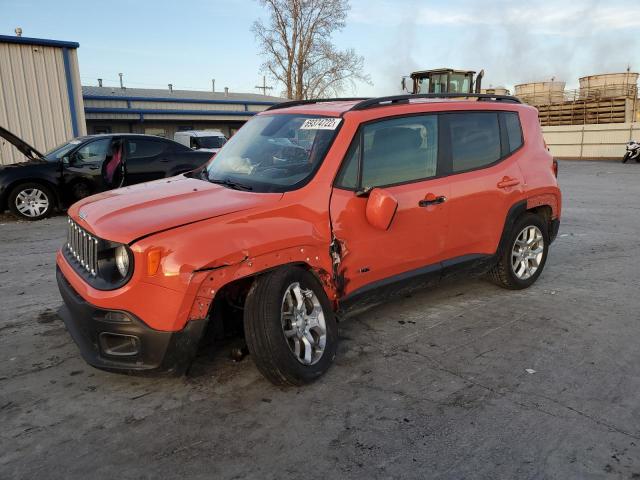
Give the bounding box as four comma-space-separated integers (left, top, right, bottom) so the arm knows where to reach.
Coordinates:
253, 0, 371, 99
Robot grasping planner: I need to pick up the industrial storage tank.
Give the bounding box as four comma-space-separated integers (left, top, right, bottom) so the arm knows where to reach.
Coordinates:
578, 72, 638, 99
514, 81, 565, 105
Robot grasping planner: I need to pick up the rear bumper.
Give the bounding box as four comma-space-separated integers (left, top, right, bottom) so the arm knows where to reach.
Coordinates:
57, 267, 206, 375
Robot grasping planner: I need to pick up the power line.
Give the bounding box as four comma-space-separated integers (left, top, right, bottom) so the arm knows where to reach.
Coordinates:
254, 76, 274, 96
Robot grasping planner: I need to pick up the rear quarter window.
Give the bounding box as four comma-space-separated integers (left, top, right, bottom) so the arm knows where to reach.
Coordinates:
127, 139, 166, 159
503, 111, 524, 152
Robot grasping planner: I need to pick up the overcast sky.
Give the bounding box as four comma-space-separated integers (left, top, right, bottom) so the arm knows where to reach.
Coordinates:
2, 0, 639, 96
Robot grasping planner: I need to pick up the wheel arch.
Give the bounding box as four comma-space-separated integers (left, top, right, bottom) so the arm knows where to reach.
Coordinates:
193, 260, 332, 342
497, 198, 558, 257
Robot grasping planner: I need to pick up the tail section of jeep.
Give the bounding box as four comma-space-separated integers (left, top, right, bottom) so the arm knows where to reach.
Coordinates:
57, 93, 561, 385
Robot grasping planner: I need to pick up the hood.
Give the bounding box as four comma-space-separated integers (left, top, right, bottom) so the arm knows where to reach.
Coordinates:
68, 175, 283, 244
0, 125, 45, 162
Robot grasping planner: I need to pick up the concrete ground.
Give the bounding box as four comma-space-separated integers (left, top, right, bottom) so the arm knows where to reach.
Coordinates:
1, 160, 640, 479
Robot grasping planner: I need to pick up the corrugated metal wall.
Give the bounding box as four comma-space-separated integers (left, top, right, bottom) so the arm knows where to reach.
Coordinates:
0, 41, 86, 165
543, 123, 640, 159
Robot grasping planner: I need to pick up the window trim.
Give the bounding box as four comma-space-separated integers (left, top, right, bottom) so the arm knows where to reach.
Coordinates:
333, 109, 527, 192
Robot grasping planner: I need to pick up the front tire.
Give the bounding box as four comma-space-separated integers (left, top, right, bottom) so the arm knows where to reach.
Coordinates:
489, 213, 549, 290
8, 183, 54, 221
622, 152, 630, 163
244, 266, 337, 386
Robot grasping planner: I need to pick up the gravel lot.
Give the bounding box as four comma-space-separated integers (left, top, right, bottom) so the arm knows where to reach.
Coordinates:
1, 160, 639, 479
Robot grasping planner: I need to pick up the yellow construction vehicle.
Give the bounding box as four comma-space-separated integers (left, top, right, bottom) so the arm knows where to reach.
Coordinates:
402, 68, 485, 95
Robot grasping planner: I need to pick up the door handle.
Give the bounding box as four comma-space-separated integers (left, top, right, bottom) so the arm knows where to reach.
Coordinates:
159, 158, 169, 163
419, 194, 446, 207
497, 176, 520, 188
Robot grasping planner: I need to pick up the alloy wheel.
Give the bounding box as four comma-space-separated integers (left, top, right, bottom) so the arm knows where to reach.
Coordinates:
511, 225, 544, 280
280, 282, 327, 365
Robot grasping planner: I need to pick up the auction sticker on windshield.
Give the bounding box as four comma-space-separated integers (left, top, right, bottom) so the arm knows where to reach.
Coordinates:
300, 118, 342, 130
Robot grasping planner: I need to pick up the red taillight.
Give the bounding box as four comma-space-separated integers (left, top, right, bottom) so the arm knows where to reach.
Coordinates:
552, 159, 558, 178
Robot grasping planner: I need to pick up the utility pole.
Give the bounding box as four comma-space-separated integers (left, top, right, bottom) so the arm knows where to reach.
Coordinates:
254, 76, 273, 96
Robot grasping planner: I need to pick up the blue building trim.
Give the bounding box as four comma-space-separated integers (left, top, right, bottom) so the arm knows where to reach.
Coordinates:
84, 107, 259, 117
62, 48, 79, 137
83, 94, 277, 107
0, 35, 79, 49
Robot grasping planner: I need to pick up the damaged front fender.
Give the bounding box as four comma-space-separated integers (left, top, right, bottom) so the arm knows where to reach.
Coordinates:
184, 245, 338, 323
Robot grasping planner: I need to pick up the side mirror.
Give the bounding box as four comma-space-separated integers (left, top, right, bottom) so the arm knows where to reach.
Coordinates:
365, 188, 398, 231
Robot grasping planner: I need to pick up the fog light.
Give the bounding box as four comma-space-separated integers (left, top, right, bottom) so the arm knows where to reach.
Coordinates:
99, 332, 140, 357
103, 311, 131, 324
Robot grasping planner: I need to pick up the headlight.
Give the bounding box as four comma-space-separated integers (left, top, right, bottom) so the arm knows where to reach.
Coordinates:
115, 245, 130, 277
95, 243, 134, 288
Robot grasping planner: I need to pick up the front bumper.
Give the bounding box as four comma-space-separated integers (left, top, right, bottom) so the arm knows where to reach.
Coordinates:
57, 267, 207, 374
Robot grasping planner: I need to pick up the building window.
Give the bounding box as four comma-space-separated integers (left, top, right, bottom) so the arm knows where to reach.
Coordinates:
177, 125, 194, 132
93, 126, 112, 134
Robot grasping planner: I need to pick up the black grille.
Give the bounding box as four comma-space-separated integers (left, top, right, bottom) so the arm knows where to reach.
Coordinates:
66, 218, 99, 276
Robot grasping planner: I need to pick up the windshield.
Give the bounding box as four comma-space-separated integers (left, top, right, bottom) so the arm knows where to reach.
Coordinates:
193, 136, 226, 149
44, 139, 83, 161
205, 114, 341, 192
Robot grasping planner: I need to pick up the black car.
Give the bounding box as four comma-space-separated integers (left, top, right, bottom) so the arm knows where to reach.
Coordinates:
0, 127, 213, 220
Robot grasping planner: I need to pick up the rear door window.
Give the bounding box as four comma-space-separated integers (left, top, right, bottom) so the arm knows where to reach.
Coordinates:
446, 112, 501, 173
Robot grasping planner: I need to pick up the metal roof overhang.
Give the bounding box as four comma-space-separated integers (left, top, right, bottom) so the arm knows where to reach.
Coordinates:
0, 35, 79, 49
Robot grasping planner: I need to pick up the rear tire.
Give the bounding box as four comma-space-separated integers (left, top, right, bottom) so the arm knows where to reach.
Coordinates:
489, 213, 549, 290
7, 183, 54, 221
244, 266, 337, 386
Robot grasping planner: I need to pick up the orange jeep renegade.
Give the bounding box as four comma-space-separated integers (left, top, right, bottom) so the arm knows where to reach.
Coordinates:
57, 93, 561, 386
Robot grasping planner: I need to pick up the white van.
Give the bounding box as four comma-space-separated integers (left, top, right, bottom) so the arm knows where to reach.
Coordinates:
174, 130, 227, 153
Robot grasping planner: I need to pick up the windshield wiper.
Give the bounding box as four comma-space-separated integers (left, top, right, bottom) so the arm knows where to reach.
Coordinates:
209, 177, 253, 191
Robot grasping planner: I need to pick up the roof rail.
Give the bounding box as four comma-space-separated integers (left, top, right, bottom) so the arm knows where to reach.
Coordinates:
265, 97, 371, 111
351, 93, 522, 111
